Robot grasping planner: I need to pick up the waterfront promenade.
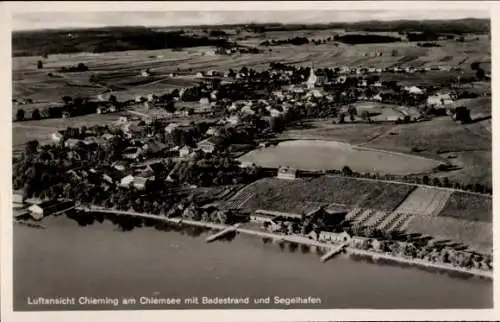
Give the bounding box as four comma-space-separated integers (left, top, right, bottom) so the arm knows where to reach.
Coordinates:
75, 206, 493, 279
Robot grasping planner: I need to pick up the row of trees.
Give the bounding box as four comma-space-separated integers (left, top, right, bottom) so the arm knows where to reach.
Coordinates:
345, 225, 492, 271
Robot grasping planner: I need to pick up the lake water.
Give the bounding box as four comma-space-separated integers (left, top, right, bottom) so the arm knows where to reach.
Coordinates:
13, 215, 492, 311
238, 140, 442, 175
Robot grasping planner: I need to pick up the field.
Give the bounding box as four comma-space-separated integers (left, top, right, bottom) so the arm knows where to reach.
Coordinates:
405, 215, 492, 254
367, 118, 491, 154
284, 121, 396, 145
239, 139, 443, 175
438, 192, 492, 222
393, 187, 453, 216
433, 150, 491, 187
232, 176, 416, 214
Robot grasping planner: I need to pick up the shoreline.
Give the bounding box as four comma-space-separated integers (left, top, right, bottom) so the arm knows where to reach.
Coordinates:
73, 206, 493, 279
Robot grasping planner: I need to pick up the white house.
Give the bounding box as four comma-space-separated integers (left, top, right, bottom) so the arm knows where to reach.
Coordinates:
405, 86, 424, 95
204, 49, 216, 56
318, 231, 351, 244
277, 166, 297, 180
164, 123, 179, 134
51, 132, 64, 143
196, 72, 204, 78
427, 93, 454, 107
228, 115, 240, 125
241, 105, 255, 115
28, 201, 74, 221
206, 127, 221, 137
179, 146, 192, 158
122, 147, 142, 160
197, 138, 217, 154
270, 109, 282, 118
199, 97, 210, 110
373, 81, 383, 88
120, 175, 135, 187
141, 70, 151, 77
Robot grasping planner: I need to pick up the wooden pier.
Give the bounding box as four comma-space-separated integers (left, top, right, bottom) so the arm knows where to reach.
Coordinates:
320, 244, 347, 263
205, 223, 242, 243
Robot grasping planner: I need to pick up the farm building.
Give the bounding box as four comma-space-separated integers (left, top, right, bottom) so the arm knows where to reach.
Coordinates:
165, 123, 180, 134
122, 147, 142, 160
372, 93, 383, 102
204, 49, 216, 56
64, 139, 82, 149
405, 86, 424, 95
143, 140, 168, 155
277, 166, 297, 180
28, 200, 75, 221
227, 115, 241, 125
120, 175, 135, 187
13, 191, 24, 208
251, 209, 303, 224
51, 132, 64, 143
206, 126, 222, 136
427, 93, 454, 108
179, 146, 193, 158
197, 137, 217, 154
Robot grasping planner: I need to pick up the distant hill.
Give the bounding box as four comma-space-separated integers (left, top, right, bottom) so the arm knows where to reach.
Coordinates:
243, 18, 490, 35
12, 26, 233, 57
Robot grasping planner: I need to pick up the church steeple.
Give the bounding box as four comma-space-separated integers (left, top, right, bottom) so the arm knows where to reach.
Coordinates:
307, 62, 317, 89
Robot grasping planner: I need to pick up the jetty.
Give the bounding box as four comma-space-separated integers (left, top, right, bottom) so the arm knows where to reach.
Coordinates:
76, 206, 493, 279
205, 223, 242, 243
320, 243, 347, 262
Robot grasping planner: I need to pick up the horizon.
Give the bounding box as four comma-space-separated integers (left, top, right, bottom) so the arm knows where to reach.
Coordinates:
12, 10, 490, 31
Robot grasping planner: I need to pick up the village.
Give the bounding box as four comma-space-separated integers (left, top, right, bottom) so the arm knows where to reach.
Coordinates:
12, 50, 493, 277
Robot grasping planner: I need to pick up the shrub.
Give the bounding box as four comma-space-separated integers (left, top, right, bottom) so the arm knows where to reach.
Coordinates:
16, 109, 25, 121
32, 109, 41, 120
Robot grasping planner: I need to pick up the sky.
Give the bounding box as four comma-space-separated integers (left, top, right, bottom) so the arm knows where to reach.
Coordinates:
12, 8, 490, 31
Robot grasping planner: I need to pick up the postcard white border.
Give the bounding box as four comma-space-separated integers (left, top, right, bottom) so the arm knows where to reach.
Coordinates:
1, 1, 499, 321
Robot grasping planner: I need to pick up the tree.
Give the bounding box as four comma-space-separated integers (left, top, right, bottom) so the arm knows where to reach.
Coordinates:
432, 177, 441, 187
422, 175, 430, 185
16, 109, 25, 121
62, 96, 73, 104
32, 109, 41, 120
342, 166, 353, 176
109, 94, 118, 105
37, 60, 43, 69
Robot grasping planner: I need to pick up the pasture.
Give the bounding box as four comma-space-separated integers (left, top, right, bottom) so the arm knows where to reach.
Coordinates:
405, 215, 492, 254
367, 117, 491, 154
438, 192, 492, 222
239, 139, 443, 175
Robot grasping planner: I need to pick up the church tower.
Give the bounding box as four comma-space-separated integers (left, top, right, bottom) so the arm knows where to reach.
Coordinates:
306, 62, 317, 89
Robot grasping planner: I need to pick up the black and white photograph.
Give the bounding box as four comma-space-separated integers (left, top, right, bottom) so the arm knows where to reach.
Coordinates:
3, 1, 497, 321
